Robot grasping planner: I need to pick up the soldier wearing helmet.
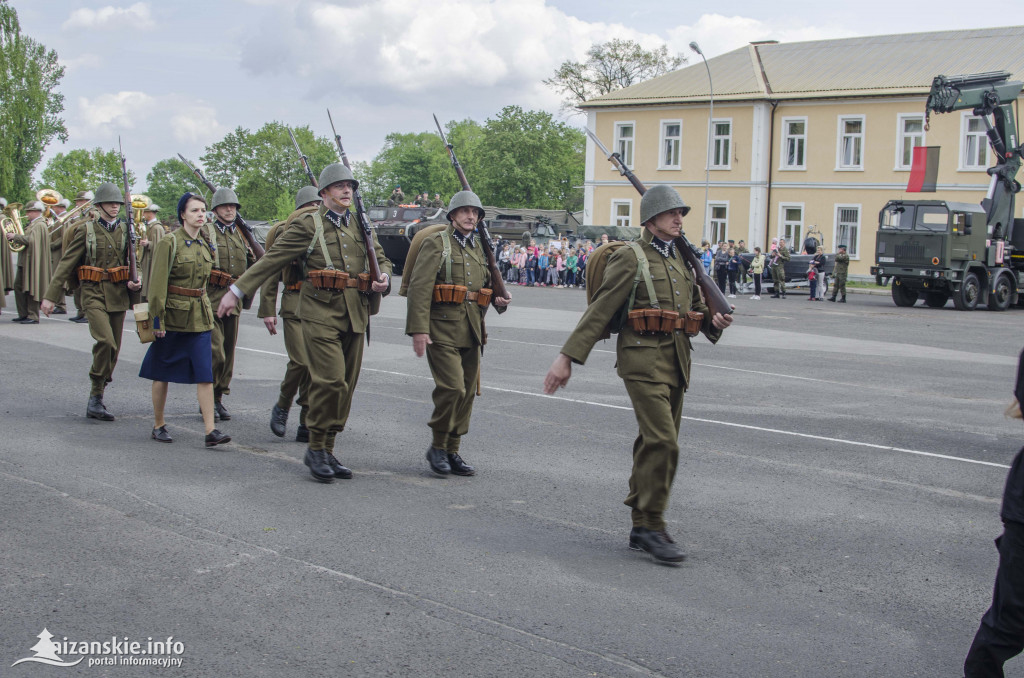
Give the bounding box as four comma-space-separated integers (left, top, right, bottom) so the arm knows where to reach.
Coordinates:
405, 190, 511, 477
203, 186, 256, 422
543, 184, 733, 565
216, 163, 392, 483
40, 182, 142, 421
261, 184, 322, 444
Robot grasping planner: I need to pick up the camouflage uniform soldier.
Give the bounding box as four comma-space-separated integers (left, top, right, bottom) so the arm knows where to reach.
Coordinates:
6, 201, 50, 323
264, 185, 321, 443
430, 193, 443, 209
206, 187, 256, 421
829, 245, 849, 303
139, 202, 166, 302
388, 186, 405, 207
543, 185, 733, 564
406, 190, 510, 477
770, 238, 790, 298
41, 183, 142, 419
218, 163, 392, 483
65, 191, 97, 322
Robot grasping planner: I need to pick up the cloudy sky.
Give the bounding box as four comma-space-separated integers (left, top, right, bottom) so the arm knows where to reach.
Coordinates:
17, 0, 1002, 190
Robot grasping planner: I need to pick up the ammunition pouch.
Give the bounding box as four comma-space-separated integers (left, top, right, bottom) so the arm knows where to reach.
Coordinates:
208, 269, 235, 288
77, 265, 130, 284
284, 281, 304, 292
432, 284, 493, 308
627, 309, 703, 336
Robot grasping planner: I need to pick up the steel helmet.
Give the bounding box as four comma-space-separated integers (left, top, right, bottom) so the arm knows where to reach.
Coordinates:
211, 187, 241, 210
317, 163, 358, 193
94, 182, 124, 204
295, 185, 321, 210
446, 190, 484, 222
640, 185, 690, 224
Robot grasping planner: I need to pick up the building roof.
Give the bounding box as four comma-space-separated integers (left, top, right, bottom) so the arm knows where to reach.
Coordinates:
582, 26, 1024, 107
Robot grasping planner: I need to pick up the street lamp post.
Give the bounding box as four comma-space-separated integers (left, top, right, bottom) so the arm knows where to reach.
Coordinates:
689, 41, 713, 244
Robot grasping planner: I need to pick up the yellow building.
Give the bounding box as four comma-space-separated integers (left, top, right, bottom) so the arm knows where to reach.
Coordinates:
581, 26, 1024, 277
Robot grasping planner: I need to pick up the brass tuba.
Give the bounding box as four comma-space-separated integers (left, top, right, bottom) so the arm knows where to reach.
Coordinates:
37, 188, 62, 222
2, 202, 26, 252
130, 194, 150, 256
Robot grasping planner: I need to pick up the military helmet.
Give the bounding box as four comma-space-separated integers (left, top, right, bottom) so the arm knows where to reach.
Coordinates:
640, 185, 690, 224
75, 190, 94, 202
94, 182, 124, 205
25, 200, 44, 212
295, 185, 321, 210
211, 187, 241, 210
446, 190, 484, 222
317, 163, 358, 193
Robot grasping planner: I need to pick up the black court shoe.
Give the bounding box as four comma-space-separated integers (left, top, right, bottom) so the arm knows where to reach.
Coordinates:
205, 429, 231, 447
151, 425, 173, 443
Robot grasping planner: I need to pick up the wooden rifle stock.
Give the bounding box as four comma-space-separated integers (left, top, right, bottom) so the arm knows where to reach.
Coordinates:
327, 109, 383, 284
585, 129, 732, 318
432, 114, 509, 302
119, 138, 139, 285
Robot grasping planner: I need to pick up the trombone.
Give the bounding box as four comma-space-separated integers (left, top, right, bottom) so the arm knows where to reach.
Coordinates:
1, 202, 26, 252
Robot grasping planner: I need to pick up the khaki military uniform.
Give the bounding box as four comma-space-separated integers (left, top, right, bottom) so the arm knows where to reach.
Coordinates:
49, 220, 67, 312
231, 205, 392, 454
405, 225, 503, 454
64, 209, 100, 318
832, 252, 849, 300
140, 218, 167, 301
258, 220, 310, 425
147, 229, 214, 333
771, 245, 790, 295
206, 221, 255, 401
11, 217, 51, 321
560, 229, 722, 531
0, 221, 13, 310
44, 217, 139, 396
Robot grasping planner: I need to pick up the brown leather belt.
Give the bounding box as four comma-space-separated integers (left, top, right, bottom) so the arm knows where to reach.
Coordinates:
284, 282, 303, 291
168, 285, 205, 298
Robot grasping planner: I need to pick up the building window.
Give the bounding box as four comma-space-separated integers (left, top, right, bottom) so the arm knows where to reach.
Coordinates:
835, 205, 861, 259
896, 115, 925, 170
614, 122, 635, 169
659, 120, 681, 170
611, 199, 632, 227
961, 114, 988, 170
837, 116, 865, 170
709, 203, 728, 244
781, 117, 806, 169
711, 119, 731, 169
780, 204, 803, 245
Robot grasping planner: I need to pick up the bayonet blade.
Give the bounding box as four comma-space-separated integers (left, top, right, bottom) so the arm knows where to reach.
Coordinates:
433, 113, 451, 147
288, 127, 304, 157
327, 108, 338, 138
585, 128, 613, 158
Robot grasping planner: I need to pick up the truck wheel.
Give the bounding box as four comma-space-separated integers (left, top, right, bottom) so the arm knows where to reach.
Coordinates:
924, 291, 950, 308
987, 274, 1012, 311
953, 272, 980, 311
891, 278, 918, 307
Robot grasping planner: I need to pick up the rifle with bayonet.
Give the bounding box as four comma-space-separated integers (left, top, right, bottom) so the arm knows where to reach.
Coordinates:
432, 113, 509, 302
176, 153, 265, 260
118, 138, 140, 286
326, 108, 383, 286
585, 128, 732, 318
288, 127, 319, 188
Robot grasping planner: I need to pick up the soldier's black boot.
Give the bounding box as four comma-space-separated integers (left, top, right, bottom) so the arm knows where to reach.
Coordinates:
828, 295, 836, 302
770, 293, 780, 298
270, 404, 288, 437
304, 448, 334, 483
70, 314, 88, 323
447, 453, 475, 476
295, 424, 309, 443
631, 527, 686, 564
214, 400, 231, 421
325, 452, 352, 479
86, 395, 115, 421
840, 295, 846, 303
426, 446, 451, 476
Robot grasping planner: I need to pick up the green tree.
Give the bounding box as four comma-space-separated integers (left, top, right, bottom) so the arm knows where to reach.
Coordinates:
0, 0, 67, 200
39, 147, 135, 198
473, 106, 584, 211
544, 39, 684, 112
145, 157, 201, 221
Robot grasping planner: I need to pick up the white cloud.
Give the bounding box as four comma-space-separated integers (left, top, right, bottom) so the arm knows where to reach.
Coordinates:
62, 3, 155, 31
77, 91, 156, 134
61, 53, 103, 74
170, 103, 226, 144
668, 14, 856, 60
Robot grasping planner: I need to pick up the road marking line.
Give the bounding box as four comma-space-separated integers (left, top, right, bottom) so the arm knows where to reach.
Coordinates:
234, 346, 1010, 470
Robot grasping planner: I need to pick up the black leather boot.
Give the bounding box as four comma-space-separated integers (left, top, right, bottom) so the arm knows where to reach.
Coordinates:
295, 424, 309, 443
304, 448, 334, 483
630, 527, 686, 564
86, 395, 115, 421
426, 446, 450, 476
214, 400, 230, 421
270, 404, 288, 437
447, 453, 475, 476
325, 452, 352, 479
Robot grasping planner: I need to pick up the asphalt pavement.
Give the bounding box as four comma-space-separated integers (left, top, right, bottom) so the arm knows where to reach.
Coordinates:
1, 283, 1022, 677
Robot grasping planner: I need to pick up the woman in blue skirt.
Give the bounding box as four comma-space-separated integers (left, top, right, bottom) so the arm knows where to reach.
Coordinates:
140, 193, 230, 447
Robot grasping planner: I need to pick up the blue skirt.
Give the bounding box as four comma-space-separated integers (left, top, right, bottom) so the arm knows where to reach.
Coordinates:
139, 330, 213, 384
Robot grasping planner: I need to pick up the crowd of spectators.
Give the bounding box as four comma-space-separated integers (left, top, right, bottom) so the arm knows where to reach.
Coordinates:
497, 234, 612, 288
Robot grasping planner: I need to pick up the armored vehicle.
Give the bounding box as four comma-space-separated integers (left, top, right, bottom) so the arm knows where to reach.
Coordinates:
372, 205, 448, 274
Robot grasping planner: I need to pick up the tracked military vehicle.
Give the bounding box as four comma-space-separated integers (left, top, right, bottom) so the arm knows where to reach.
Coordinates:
372, 205, 448, 274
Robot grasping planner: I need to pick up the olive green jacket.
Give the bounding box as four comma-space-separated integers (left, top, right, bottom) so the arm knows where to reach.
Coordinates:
405, 224, 496, 348
561, 229, 722, 389
206, 221, 255, 315
147, 229, 215, 332
140, 220, 166, 298
12, 217, 51, 299
44, 217, 136, 311
833, 252, 850, 277
232, 204, 392, 334
774, 245, 791, 263
257, 220, 304, 321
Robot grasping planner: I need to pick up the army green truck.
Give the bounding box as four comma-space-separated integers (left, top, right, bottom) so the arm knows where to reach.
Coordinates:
871, 71, 1024, 310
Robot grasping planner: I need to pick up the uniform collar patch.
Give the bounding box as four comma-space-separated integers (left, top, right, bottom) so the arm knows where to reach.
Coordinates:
452, 230, 475, 249
216, 220, 234, 234
98, 217, 119, 232
650, 237, 675, 258
325, 210, 350, 228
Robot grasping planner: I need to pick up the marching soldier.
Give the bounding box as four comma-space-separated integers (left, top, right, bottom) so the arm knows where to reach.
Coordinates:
48, 198, 70, 314
65, 190, 96, 323
769, 237, 790, 298
263, 185, 321, 443
543, 185, 733, 564
217, 163, 392, 483
0, 197, 13, 314
6, 201, 51, 324
40, 183, 142, 420
205, 187, 256, 421
406, 190, 510, 477
829, 244, 849, 303
139, 202, 165, 302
